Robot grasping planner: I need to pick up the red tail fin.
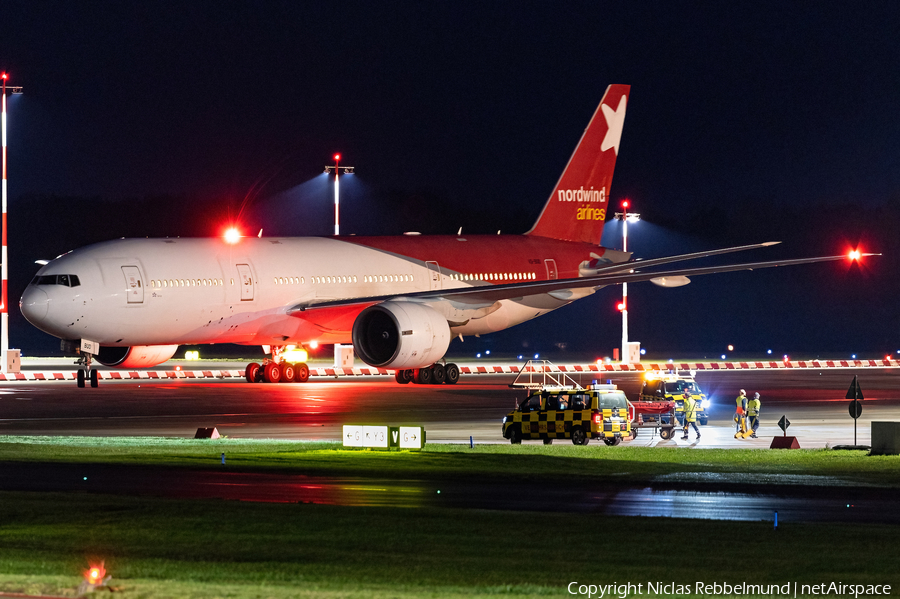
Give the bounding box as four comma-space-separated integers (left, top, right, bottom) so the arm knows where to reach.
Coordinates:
526, 84, 629, 245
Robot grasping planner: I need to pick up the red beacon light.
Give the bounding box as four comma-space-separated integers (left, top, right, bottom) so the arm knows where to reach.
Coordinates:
617, 302, 626, 312
224, 227, 241, 244
848, 249, 862, 262
621, 200, 629, 209
333, 153, 341, 162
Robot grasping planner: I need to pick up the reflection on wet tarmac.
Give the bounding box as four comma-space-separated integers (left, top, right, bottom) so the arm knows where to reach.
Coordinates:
1, 462, 895, 524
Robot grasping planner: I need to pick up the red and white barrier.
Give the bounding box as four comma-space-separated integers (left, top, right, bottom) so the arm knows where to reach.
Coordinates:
1, 359, 898, 382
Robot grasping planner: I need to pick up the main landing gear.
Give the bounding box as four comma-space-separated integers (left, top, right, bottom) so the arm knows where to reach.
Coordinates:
394, 362, 460, 385
75, 352, 99, 388
244, 346, 310, 384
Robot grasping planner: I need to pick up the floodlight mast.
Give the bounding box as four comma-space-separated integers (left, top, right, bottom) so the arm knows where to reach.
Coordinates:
614, 200, 640, 363
324, 153, 354, 235
1, 73, 23, 373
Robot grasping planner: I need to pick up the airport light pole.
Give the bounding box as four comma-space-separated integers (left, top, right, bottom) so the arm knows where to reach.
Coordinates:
1, 73, 23, 374
323, 154, 355, 367
614, 200, 640, 363
323, 153, 354, 236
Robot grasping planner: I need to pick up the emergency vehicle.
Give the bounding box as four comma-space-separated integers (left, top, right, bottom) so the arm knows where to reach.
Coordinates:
502, 384, 631, 446
640, 371, 710, 425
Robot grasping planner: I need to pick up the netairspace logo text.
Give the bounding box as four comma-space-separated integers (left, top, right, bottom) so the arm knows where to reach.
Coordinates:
567, 581, 892, 598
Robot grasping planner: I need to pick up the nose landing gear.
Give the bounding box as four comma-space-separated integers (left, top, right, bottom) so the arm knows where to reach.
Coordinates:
75, 352, 99, 388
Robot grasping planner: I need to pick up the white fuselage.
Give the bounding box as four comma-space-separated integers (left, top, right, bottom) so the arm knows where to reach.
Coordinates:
20, 236, 605, 349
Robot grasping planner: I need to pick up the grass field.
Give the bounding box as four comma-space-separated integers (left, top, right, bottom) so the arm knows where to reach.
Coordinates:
1, 492, 898, 598
1, 437, 898, 598
1, 436, 899, 487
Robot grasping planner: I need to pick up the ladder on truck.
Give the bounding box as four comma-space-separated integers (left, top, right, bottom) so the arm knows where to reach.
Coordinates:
508, 360, 584, 390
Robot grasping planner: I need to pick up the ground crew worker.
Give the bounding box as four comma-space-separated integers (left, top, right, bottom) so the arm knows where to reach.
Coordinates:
734, 389, 748, 432
747, 392, 761, 438
681, 389, 700, 441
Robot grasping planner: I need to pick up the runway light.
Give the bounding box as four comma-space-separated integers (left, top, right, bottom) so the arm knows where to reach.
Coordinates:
485, 350, 490, 355
727, 344, 734, 351
640, 348, 646, 355
721, 354, 727, 360
224, 227, 242, 244
534, 354, 539, 359
851, 354, 857, 359
476, 353, 481, 358
184, 350, 200, 360
767, 349, 772, 355
84, 562, 107, 586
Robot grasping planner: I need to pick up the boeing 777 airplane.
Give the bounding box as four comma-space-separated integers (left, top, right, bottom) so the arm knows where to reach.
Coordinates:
19, 85, 866, 387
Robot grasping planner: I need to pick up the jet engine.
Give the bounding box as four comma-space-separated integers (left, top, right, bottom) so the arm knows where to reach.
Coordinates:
352, 301, 451, 369
95, 345, 180, 368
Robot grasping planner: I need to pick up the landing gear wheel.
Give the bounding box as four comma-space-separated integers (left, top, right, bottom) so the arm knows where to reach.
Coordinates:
281, 363, 296, 383
508, 426, 521, 444
571, 427, 588, 446
414, 367, 432, 385
395, 369, 412, 384
294, 362, 310, 383
77, 370, 85, 388
630, 428, 638, 439
444, 363, 460, 384
543, 438, 553, 445
603, 436, 621, 446
431, 364, 446, 384
659, 427, 674, 440
263, 362, 281, 383
245, 362, 261, 383
90, 369, 99, 388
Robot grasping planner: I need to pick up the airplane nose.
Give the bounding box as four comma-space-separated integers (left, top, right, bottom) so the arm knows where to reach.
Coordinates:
20, 287, 49, 325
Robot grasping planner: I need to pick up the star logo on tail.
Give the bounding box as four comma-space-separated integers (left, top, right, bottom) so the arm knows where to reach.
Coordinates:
600, 95, 627, 155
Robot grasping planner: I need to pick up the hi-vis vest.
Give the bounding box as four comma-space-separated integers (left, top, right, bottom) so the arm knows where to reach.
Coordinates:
683, 397, 697, 423
748, 399, 760, 416
735, 395, 747, 414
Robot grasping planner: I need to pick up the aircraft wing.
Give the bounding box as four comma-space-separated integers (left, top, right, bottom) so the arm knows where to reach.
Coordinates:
289, 249, 875, 314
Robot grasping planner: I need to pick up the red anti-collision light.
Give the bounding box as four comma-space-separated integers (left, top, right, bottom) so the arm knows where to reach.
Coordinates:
617, 302, 626, 312
848, 249, 861, 261
333, 153, 341, 162
622, 200, 629, 209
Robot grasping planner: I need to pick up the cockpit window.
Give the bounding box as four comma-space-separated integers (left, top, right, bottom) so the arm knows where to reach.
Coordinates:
30, 274, 80, 287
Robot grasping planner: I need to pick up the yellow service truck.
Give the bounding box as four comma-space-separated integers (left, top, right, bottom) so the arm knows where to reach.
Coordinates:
640, 371, 710, 425
502, 384, 631, 446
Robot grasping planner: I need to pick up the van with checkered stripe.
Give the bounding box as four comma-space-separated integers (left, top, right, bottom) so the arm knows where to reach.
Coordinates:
502, 385, 631, 446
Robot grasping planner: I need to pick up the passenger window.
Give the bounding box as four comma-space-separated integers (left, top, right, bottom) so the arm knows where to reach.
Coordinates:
545, 394, 560, 411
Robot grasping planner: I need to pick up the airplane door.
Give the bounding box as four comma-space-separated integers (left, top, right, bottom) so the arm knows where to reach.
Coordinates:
236, 264, 254, 300
544, 259, 558, 280
426, 261, 442, 290
122, 266, 144, 304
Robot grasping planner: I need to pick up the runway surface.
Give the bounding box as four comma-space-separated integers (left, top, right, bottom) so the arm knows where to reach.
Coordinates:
1, 368, 898, 447
2, 368, 898, 522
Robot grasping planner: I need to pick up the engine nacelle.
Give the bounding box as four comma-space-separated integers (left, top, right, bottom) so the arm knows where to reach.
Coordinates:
352, 301, 451, 369
95, 345, 180, 368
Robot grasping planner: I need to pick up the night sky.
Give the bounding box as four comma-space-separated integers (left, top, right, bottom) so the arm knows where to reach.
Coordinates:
3, 1, 899, 360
